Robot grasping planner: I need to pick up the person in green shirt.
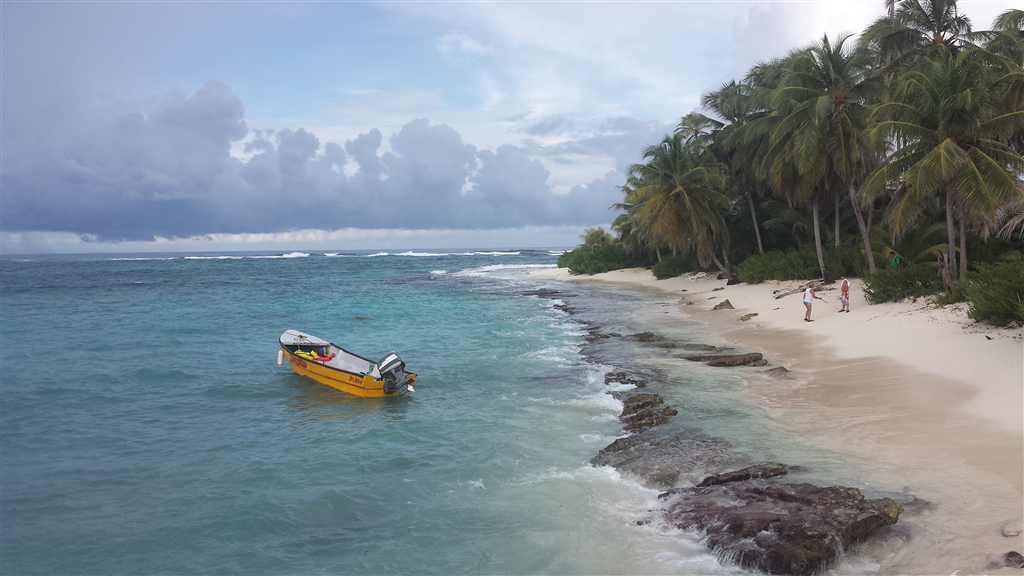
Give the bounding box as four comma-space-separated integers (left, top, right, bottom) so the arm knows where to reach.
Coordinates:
889, 251, 902, 271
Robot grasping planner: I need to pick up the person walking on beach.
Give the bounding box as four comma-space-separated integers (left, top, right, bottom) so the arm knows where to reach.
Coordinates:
839, 276, 851, 313
803, 285, 823, 322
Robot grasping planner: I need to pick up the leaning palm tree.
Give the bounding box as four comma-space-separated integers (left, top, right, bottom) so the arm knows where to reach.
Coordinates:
862, 45, 1024, 279
757, 33, 886, 279
623, 133, 732, 273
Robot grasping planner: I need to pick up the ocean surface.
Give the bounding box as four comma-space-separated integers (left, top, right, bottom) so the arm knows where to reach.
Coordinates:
1, 250, 894, 575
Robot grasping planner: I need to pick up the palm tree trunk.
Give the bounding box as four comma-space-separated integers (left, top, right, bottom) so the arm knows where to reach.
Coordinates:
812, 198, 830, 282
722, 247, 731, 274
959, 218, 967, 281
849, 184, 876, 273
834, 189, 841, 248
655, 247, 662, 263
710, 250, 730, 276
748, 191, 764, 253
946, 188, 958, 279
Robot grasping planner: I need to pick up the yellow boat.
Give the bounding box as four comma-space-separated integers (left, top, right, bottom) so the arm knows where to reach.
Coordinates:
278, 330, 417, 397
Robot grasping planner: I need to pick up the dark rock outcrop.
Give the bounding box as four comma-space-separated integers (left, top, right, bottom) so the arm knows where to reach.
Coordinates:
740, 313, 759, 321
620, 393, 678, 432
521, 288, 564, 298
680, 352, 764, 366
763, 366, 790, 377
591, 431, 734, 488
630, 331, 664, 342
1006, 551, 1024, 568
682, 343, 716, 351
605, 372, 647, 388
659, 482, 904, 576
553, 303, 576, 314
713, 299, 735, 310
678, 353, 723, 362
696, 462, 789, 487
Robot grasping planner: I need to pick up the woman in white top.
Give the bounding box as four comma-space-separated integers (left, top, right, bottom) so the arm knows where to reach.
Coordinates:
803, 285, 822, 322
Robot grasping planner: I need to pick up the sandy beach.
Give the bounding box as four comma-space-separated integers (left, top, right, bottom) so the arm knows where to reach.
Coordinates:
531, 266, 1024, 575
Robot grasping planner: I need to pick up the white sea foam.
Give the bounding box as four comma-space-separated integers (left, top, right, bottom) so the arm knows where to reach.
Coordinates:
524, 344, 580, 367
548, 250, 566, 255
110, 257, 176, 261
323, 253, 341, 257
430, 270, 448, 275
578, 433, 621, 444
366, 252, 389, 257
456, 263, 556, 277
396, 251, 449, 257
245, 252, 310, 259
467, 479, 485, 490
569, 393, 623, 414
184, 255, 242, 260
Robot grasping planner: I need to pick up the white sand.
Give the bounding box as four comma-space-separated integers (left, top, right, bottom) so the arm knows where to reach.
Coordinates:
531, 267, 1023, 433
530, 266, 1024, 574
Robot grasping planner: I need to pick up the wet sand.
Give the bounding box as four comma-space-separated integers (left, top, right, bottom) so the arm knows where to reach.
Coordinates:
530, 267, 1024, 575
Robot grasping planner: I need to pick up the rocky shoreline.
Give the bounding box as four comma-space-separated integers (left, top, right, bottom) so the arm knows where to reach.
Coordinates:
524, 278, 1024, 574
593, 378, 904, 576
525, 287, 907, 575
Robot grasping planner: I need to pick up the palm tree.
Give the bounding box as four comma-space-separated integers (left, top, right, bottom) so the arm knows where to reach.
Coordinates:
860, 0, 975, 79
756, 33, 885, 279
623, 133, 732, 273
702, 80, 770, 254
862, 45, 1024, 279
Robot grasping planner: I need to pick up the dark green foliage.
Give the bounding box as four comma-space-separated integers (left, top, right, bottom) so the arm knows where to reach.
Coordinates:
736, 247, 821, 284
652, 253, 702, 280
734, 242, 869, 284
557, 245, 643, 275
964, 259, 1024, 325
934, 283, 965, 306
862, 264, 942, 304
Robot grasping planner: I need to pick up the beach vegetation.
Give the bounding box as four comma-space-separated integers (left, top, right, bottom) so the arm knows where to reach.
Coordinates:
862, 263, 943, 303
557, 244, 646, 275
735, 241, 867, 284
963, 257, 1024, 324
652, 253, 702, 280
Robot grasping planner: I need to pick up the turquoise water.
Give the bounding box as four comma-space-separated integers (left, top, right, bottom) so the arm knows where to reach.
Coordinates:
0, 251, 738, 574
3, 250, 891, 575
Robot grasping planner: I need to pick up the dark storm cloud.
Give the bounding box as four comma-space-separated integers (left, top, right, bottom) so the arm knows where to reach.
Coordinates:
1, 82, 636, 241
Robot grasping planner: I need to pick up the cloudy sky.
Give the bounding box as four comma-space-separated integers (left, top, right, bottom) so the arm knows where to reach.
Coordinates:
0, 0, 1014, 254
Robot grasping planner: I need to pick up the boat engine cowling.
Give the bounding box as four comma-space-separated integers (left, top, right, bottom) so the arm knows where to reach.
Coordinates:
377, 351, 410, 394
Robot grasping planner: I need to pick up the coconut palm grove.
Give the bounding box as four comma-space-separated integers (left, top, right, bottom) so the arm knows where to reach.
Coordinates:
559, 0, 1024, 325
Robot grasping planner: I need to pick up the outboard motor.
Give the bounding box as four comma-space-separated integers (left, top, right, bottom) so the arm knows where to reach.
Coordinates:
377, 351, 411, 395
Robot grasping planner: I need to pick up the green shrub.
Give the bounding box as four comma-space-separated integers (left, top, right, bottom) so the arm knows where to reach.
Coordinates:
735, 240, 874, 284
862, 263, 941, 304
736, 245, 821, 283
557, 245, 642, 275
934, 282, 965, 306
652, 254, 701, 280
964, 259, 1024, 325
